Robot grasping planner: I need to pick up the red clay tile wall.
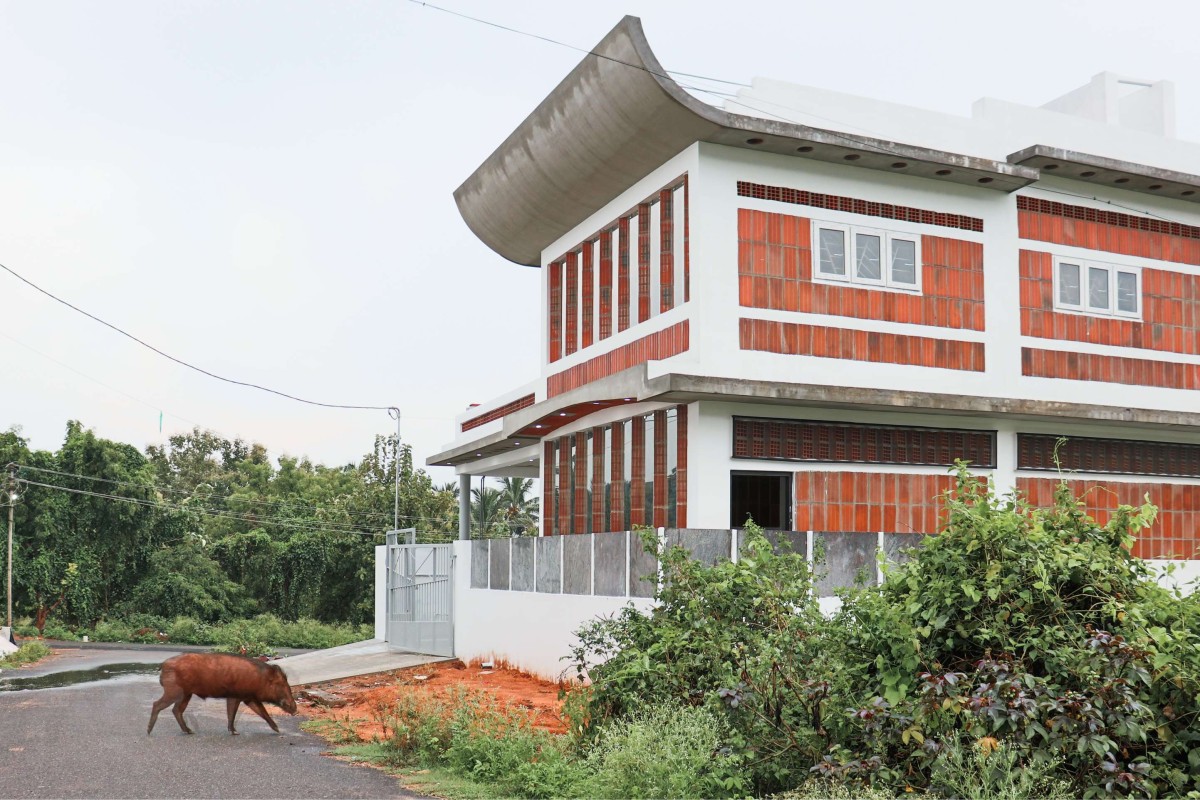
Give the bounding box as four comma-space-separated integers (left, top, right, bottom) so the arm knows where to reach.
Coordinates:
1018, 196, 1200, 266
548, 175, 689, 363
543, 405, 689, 535
547, 321, 690, 397
1021, 347, 1200, 390
740, 319, 985, 371
737, 209, 984, 330
1020, 249, 1200, 356
1017, 477, 1200, 560
460, 393, 536, 432
794, 471, 958, 534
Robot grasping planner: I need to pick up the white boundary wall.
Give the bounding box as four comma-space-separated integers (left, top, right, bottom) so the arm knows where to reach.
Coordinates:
374, 544, 386, 641
450, 540, 653, 681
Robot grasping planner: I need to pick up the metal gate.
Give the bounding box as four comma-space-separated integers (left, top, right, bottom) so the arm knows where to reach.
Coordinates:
386, 541, 455, 657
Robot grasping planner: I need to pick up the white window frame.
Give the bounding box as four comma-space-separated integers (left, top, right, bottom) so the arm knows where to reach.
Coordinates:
812, 220, 922, 292
1053, 256, 1141, 319
813, 221, 850, 282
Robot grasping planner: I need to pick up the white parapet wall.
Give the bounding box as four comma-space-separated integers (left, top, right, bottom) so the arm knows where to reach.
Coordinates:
451, 540, 653, 681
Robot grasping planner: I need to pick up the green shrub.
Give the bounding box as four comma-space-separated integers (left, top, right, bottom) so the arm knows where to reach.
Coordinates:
165, 617, 209, 644
577, 703, 746, 799
929, 738, 1073, 800
569, 522, 824, 793
0, 640, 53, 667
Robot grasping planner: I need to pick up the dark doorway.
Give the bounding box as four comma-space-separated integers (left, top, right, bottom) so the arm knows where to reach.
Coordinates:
730, 472, 791, 529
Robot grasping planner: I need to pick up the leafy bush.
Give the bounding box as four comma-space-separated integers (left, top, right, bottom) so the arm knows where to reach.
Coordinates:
569, 465, 1200, 798
0, 640, 53, 667
929, 738, 1073, 800
570, 523, 825, 792
577, 703, 747, 799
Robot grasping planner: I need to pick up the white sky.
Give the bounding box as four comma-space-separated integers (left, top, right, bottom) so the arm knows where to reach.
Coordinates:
2, 0, 1198, 485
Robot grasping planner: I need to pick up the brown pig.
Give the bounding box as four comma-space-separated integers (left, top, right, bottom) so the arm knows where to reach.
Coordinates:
147, 652, 298, 736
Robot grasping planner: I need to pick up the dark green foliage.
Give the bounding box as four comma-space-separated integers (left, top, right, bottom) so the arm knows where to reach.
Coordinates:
5, 421, 456, 630
569, 466, 1200, 798
570, 524, 816, 792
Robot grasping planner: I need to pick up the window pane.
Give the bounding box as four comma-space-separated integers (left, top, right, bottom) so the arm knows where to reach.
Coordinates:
818, 228, 846, 275
855, 233, 882, 280
1088, 266, 1110, 309
1059, 263, 1081, 306
1116, 271, 1138, 313
891, 239, 917, 285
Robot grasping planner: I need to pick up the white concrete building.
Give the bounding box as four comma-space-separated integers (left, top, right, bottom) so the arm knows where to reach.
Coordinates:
431, 16, 1200, 587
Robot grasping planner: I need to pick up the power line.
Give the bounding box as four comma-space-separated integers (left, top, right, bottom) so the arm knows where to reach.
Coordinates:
15, 463, 460, 529
412, 0, 748, 88
0, 260, 392, 412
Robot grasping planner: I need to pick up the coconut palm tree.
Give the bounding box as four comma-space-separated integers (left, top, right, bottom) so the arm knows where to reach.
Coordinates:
497, 476, 540, 536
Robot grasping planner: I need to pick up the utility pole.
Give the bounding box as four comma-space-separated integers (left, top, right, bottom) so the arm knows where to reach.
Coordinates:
387, 408, 401, 534
4, 463, 19, 631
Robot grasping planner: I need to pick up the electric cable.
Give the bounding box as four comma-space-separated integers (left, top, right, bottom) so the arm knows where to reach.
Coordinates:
0, 260, 392, 411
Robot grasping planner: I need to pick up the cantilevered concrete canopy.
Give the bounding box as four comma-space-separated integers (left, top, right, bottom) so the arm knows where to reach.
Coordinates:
1009, 145, 1200, 204
455, 16, 1038, 267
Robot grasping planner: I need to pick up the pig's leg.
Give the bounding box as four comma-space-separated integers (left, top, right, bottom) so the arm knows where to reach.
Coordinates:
147, 688, 184, 735
245, 700, 281, 733
172, 693, 194, 734
226, 698, 241, 735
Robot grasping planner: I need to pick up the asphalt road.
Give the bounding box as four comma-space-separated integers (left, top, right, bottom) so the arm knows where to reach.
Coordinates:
0, 648, 421, 799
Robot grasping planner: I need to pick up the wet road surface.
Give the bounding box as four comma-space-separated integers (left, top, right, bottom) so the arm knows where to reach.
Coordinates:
0, 647, 420, 799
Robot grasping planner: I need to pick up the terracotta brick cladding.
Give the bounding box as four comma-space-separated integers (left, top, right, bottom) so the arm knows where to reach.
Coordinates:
460, 393, 536, 432
738, 181, 984, 233
1018, 196, 1200, 258
740, 318, 985, 371
1018, 477, 1200, 560
548, 175, 688, 362
738, 209, 985, 330
794, 471, 958, 534
1021, 346, 1200, 390
1020, 249, 1200, 356
547, 320, 690, 397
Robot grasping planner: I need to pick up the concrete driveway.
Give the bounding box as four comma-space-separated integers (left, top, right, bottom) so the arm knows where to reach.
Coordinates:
0, 647, 422, 799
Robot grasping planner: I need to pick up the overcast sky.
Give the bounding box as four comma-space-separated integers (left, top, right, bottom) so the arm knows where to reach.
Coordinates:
2, 0, 1199, 485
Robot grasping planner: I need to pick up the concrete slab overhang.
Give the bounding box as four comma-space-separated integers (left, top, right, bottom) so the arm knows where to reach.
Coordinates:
455, 15, 1039, 268
429, 365, 1200, 471
1009, 145, 1200, 204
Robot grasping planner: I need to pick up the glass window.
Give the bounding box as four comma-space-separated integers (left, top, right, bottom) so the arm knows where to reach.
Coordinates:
1088, 266, 1110, 310
855, 233, 882, 281
890, 238, 917, 285
1116, 271, 1138, 314
818, 228, 846, 276
1058, 262, 1082, 306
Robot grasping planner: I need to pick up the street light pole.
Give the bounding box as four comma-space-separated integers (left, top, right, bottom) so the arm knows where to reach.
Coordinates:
4, 463, 19, 631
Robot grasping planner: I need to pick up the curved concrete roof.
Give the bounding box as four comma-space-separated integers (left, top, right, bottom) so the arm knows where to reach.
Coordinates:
455, 16, 1037, 267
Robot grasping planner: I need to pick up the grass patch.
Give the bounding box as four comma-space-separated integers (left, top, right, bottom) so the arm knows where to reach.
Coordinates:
0, 641, 53, 668
329, 745, 512, 800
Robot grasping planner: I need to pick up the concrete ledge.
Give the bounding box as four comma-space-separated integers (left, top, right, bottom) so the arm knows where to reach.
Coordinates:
273, 639, 450, 686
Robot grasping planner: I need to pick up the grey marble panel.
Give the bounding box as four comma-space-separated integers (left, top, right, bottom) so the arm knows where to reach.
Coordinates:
593, 531, 629, 597
511, 537, 535, 592
562, 534, 592, 595
882, 533, 927, 570
629, 534, 659, 598
488, 537, 511, 591
535, 536, 562, 594
814, 532, 877, 596
665, 529, 731, 567
470, 540, 489, 589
